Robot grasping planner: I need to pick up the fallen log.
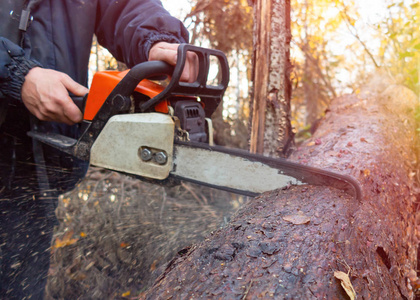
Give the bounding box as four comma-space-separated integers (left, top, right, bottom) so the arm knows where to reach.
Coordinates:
141, 79, 420, 299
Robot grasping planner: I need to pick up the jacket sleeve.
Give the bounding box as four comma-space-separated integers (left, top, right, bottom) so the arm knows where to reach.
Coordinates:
0, 37, 41, 102
95, 0, 189, 68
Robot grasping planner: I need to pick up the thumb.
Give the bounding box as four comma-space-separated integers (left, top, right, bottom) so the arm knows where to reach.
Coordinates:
60, 74, 89, 96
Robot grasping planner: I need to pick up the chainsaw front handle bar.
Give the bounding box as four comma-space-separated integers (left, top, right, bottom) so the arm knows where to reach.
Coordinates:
108, 61, 174, 103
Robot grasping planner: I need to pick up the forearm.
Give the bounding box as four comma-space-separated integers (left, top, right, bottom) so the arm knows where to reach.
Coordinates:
0, 37, 41, 102
95, 0, 189, 67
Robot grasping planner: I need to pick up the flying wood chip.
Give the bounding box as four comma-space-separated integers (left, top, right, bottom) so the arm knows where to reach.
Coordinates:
334, 271, 356, 300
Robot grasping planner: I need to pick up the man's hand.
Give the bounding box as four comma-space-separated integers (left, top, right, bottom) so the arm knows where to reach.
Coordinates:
22, 67, 89, 125
148, 42, 198, 83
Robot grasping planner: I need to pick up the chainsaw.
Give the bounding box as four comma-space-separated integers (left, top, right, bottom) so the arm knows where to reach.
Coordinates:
28, 44, 362, 199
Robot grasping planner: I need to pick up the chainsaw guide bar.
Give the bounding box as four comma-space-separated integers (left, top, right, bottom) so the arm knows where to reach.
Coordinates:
172, 141, 362, 199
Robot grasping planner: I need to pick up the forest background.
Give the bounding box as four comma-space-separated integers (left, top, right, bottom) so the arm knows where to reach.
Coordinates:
45, 0, 420, 298
92, 0, 420, 141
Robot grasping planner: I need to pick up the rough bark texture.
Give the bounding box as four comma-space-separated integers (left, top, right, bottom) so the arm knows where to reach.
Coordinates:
140, 79, 420, 299
249, 0, 293, 157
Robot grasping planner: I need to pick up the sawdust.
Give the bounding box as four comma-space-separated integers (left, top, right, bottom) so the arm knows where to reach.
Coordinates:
45, 167, 246, 299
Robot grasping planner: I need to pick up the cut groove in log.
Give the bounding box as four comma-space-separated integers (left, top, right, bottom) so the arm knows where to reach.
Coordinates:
141, 81, 419, 299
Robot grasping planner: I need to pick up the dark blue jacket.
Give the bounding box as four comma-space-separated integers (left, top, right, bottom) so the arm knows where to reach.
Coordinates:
0, 0, 189, 192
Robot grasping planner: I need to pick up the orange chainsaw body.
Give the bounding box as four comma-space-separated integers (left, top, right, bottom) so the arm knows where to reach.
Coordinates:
84, 70, 169, 121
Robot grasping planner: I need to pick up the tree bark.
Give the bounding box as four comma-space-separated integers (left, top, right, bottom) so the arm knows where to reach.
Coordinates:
249, 0, 293, 157
140, 79, 420, 299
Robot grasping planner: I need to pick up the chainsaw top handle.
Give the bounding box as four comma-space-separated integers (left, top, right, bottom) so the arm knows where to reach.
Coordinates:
139, 44, 229, 116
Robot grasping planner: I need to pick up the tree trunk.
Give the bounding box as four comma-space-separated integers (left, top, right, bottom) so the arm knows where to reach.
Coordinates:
249, 0, 293, 157
303, 50, 320, 126
140, 78, 420, 299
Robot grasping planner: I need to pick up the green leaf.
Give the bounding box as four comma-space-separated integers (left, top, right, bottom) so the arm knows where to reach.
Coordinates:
388, 32, 397, 39
399, 51, 415, 58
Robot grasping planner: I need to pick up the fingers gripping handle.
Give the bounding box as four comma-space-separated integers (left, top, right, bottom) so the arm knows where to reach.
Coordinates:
140, 44, 229, 113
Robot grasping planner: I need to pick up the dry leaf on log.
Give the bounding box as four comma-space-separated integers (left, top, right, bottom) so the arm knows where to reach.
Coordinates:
282, 212, 311, 225
334, 270, 356, 300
